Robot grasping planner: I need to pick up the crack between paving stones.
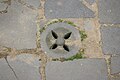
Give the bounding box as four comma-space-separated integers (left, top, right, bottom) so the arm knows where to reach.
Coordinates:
101, 24, 120, 27
37, 0, 48, 80
5, 57, 19, 80
111, 73, 120, 78
0, 46, 44, 59
111, 72, 120, 76
38, 52, 47, 80
104, 55, 111, 80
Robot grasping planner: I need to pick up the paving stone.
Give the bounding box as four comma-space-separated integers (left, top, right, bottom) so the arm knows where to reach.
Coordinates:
111, 76, 120, 80
46, 59, 108, 80
85, 0, 96, 5
0, 58, 16, 80
99, 0, 120, 24
100, 26, 120, 55
0, 0, 37, 49
13, 54, 40, 67
45, 0, 95, 18
111, 56, 120, 74
0, 54, 41, 80
0, 3, 8, 11
20, 0, 40, 9
0, 0, 8, 3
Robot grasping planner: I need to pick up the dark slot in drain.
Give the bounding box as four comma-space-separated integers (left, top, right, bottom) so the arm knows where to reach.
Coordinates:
51, 30, 58, 39
50, 30, 72, 52
50, 44, 58, 49
64, 32, 72, 39
63, 44, 69, 52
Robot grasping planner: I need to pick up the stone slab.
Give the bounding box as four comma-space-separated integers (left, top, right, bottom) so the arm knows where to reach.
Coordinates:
20, 0, 40, 9
99, 0, 120, 24
12, 54, 40, 67
0, 58, 17, 80
0, 54, 41, 80
100, 26, 120, 55
45, 0, 95, 18
111, 56, 120, 74
0, 0, 37, 49
0, 3, 8, 11
85, 0, 95, 5
46, 59, 108, 80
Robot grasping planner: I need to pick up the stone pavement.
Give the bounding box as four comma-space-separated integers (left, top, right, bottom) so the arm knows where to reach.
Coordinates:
0, 0, 120, 80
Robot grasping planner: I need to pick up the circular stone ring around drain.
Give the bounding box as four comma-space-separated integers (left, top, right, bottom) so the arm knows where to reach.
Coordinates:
40, 21, 81, 58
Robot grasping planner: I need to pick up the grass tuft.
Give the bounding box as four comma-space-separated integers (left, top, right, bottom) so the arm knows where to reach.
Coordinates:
79, 30, 87, 41
63, 49, 85, 61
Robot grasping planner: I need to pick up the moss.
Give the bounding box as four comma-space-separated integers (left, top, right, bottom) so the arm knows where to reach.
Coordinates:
67, 21, 77, 27
107, 57, 111, 65
7, 48, 12, 52
79, 30, 87, 41
40, 19, 87, 41
39, 27, 45, 33
52, 49, 85, 62
58, 19, 64, 22
64, 49, 85, 61
52, 58, 59, 61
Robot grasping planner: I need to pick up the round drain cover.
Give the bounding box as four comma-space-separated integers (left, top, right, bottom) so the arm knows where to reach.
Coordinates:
40, 22, 81, 58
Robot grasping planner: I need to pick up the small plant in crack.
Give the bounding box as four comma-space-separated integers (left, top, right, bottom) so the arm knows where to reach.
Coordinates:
58, 19, 63, 22
63, 49, 85, 61
50, 30, 72, 52
39, 27, 45, 34
66, 21, 77, 27
79, 30, 87, 41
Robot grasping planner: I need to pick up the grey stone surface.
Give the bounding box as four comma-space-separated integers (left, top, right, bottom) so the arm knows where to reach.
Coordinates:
111, 76, 120, 80
0, 54, 41, 80
13, 54, 40, 67
20, 0, 40, 9
100, 26, 120, 55
45, 0, 95, 18
0, 0, 8, 3
46, 59, 108, 80
0, 3, 7, 11
84, 19, 94, 31
40, 23, 81, 58
0, 0, 37, 49
99, 0, 120, 24
0, 58, 17, 80
111, 56, 120, 74
85, 0, 95, 5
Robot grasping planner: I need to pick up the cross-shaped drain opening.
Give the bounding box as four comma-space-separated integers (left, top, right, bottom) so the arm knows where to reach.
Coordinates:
50, 30, 72, 52
40, 21, 81, 58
